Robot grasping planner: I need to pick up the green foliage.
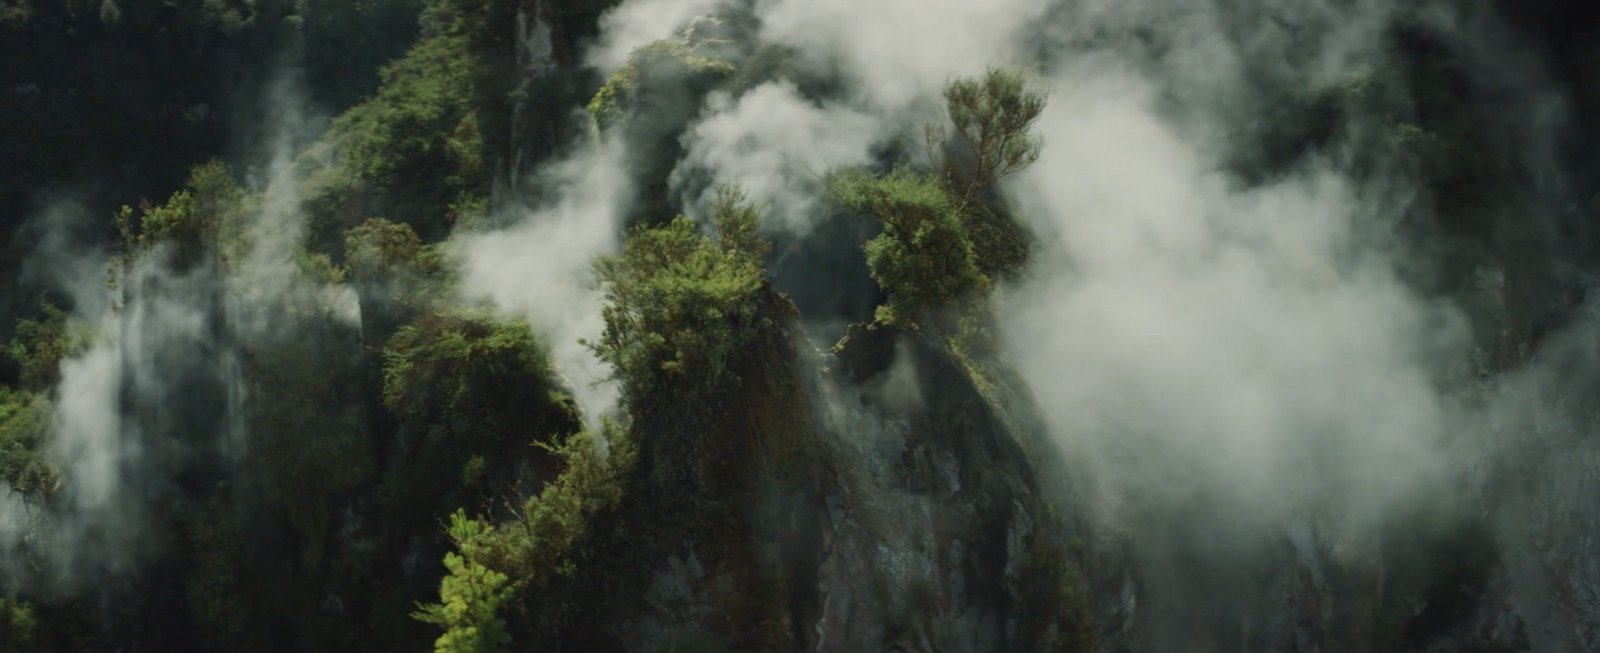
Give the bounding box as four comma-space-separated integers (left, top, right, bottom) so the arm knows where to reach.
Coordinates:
462, 423, 635, 582
302, 15, 486, 245
416, 423, 637, 649
831, 68, 1048, 329
587, 191, 770, 411
5, 301, 85, 392
332, 34, 482, 188
112, 160, 250, 276
344, 218, 449, 308
709, 186, 770, 260
381, 311, 553, 436
586, 37, 736, 130
0, 388, 56, 499
830, 169, 984, 329
0, 595, 37, 651
931, 67, 1047, 207
414, 513, 515, 653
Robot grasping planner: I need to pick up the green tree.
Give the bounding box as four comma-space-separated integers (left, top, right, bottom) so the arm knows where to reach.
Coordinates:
831, 169, 984, 329
299, 8, 487, 249
830, 67, 1048, 329
415, 423, 637, 650
111, 160, 250, 277
5, 301, 85, 392
381, 311, 563, 440
586, 192, 769, 413
927, 67, 1047, 210
0, 387, 56, 501
414, 513, 516, 653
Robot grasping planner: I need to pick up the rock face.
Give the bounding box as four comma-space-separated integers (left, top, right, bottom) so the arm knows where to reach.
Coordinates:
487, 4, 1600, 652
806, 329, 1068, 653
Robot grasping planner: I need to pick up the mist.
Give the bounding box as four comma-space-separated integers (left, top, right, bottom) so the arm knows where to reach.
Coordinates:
0, 63, 340, 589
455, 136, 633, 424
5, 0, 1598, 647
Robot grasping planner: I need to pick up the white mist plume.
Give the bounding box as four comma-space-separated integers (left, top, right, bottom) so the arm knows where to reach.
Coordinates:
1000, 73, 1469, 529
672, 81, 880, 233
233, 71, 328, 327
755, 0, 1050, 113
590, 0, 730, 73
455, 137, 633, 424
664, 0, 1053, 238
0, 65, 340, 585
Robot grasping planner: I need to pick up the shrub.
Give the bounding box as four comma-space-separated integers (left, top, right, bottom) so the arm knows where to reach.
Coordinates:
380, 311, 557, 439
415, 422, 637, 650
830, 68, 1048, 329
586, 188, 770, 413
112, 160, 250, 275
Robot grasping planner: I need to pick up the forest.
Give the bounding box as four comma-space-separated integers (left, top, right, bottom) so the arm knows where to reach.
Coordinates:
2, 0, 1600, 651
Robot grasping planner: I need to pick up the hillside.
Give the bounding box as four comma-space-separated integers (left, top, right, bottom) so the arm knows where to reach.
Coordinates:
4, 1, 1600, 652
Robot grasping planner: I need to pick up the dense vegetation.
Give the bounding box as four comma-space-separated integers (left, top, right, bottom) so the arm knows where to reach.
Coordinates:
1, 0, 1599, 651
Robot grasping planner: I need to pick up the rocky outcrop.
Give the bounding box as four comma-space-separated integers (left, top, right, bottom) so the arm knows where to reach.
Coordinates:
803, 324, 1093, 653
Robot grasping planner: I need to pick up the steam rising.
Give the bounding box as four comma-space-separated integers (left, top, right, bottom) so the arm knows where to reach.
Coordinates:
0, 67, 337, 585
590, 0, 729, 72
456, 138, 633, 423
673, 82, 879, 233
5, 0, 1598, 645
1001, 79, 1468, 530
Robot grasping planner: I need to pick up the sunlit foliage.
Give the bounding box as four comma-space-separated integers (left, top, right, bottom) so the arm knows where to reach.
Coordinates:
586, 187, 770, 410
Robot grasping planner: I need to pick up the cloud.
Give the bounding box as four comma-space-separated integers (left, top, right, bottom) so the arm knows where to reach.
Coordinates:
454, 137, 634, 425
1002, 90, 1469, 526
996, 0, 1473, 535
753, 0, 1052, 113
589, 0, 730, 73
0, 63, 341, 588
672, 81, 880, 234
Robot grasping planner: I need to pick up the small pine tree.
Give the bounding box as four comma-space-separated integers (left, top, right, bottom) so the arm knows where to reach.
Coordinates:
414, 513, 515, 653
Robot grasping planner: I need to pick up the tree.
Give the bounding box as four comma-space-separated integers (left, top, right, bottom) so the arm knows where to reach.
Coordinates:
586, 187, 770, 413
414, 423, 637, 651
5, 301, 84, 392
829, 169, 984, 329
414, 513, 515, 653
586, 36, 736, 131
111, 159, 250, 278
380, 310, 561, 441
926, 67, 1048, 211
831, 67, 1048, 329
